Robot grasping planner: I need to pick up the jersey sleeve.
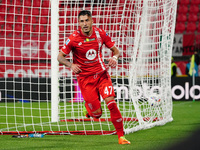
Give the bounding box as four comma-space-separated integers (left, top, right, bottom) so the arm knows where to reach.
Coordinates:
60, 35, 73, 55
101, 29, 115, 49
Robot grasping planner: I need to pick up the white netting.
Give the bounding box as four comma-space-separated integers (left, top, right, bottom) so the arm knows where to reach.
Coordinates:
0, 0, 52, 133
0, 0, 177, 135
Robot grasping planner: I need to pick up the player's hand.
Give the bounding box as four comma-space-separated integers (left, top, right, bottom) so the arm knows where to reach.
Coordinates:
107, 57, 118, 67
70, 63, 82, 74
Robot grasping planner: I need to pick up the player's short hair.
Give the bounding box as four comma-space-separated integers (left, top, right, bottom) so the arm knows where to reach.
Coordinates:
78, 10, 92, 18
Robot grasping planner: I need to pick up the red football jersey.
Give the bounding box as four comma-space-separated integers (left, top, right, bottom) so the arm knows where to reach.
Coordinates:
61, 27, 115, 76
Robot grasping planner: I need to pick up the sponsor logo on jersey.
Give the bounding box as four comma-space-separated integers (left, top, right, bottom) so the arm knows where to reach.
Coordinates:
65, 39, 70, 45
86, 49, 96, 60
84, 38, 95, 42
78, 42, 82, 46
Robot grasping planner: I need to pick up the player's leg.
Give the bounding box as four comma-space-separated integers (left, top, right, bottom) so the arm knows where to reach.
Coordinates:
105, 97, 130, 144
99, 72, 130, 144
84, 100, 102, 119
77, 75, 102, 119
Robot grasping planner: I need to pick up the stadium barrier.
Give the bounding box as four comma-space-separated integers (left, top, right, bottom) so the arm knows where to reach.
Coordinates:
0, 77, 199, 102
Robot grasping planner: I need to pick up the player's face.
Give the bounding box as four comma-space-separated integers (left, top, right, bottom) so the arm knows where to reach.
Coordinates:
78, 15, 93, 35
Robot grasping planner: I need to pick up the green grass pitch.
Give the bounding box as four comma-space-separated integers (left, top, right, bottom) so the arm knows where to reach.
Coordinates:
0, 101, 200, 150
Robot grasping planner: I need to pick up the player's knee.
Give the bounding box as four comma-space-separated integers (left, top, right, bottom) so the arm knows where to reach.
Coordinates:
104, 96, 115, 104
92, 111, 102, 119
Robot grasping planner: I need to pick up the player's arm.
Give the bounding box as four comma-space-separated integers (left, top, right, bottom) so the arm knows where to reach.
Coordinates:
57, 52, 82, 74
107, 46, 120, 67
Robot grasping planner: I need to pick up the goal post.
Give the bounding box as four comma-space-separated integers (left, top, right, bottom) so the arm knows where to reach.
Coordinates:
0, 0, 177, 135
51, 0, 59, 123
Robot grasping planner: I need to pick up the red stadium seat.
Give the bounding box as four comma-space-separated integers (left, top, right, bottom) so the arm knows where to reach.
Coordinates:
32, 25, 45, 33
41, 25, 47, 35
197, 23, 200, 33
0, 5, 5, 14
110, 25, 120, 36
0, 27, 5, 36
113, 16, 122, 24
59, 17, 71, 24
92, 7, 102, 16
0, 19, 5, 27
65, 6, 72, 16
178, 5, 188, 14
32, 25, 39, 33
31, 16, 38, 24
2, 0, 14, 5
23, 8, 30, 15
6, 15, 15, 23
14, 23, 23, 36
7, 6, 15, 14
40, 17, 48, 24
179, 0, 190, 5
113, 6, 123, 15
14, 23, 23, 32
15, 7, 22, 14
71, 8, 81, 17
59, 17, 65, 24
35, 25, 48, 37
59, 10, 64, 17
16, 7, 29, 15
102, 7, 113, 16
32, 8, 40, 16
15, 0, 22, 6
22, 24, 30, 36
41, 8, 50, 16
33, 0, 41, 7
59, 26, 65, 33
0, 12, 5, 18
24, 24, 31, 32
5, 24, 13, 36
191, 0, 200, 5
0, 15, 4, 22
0, 0, 6, 4
92, 18, 101, 24
176, 14, 187, 22
187, 13, 198, 22
175, 22, 186, 33
66, 25, 72, 31
24, 0, 32, 7
42, 1, 50, 8
189, 5, 199, 14
186, 22, 197, 33
24, 16, 31, 23
71, 17, 78, 24
100, 17, 112, 24
15, 15, 23, 23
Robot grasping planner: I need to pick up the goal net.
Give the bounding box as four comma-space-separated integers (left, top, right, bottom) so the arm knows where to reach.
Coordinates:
0, 0, 177, 135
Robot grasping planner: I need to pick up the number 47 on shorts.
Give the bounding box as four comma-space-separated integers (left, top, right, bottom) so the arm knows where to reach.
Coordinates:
104, 86, 113, 95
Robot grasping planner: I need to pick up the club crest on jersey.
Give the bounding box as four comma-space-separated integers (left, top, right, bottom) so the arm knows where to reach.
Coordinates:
86, 49, 96, 60
84, 38, 95, 42
66, 39, 70, 45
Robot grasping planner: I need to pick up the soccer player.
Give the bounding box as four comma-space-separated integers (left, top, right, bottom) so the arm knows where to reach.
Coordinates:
57, 10, 130, 145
